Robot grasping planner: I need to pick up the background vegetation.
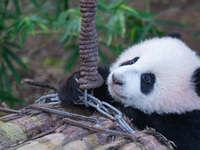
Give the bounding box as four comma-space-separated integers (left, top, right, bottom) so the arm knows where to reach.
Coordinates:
0, 0, 199, 108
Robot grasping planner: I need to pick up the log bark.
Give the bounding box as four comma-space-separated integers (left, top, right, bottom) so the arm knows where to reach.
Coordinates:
0, 104, 173, 150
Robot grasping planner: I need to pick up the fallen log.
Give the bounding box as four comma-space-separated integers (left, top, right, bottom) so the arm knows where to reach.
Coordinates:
0, 104, 173, 150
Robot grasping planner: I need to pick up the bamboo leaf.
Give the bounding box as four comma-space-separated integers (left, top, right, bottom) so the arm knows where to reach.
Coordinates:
110, 0, 129, 11
67, 8, 81, 16
29, 24, 35, 35
13, 19, 25, 36
29, 0, 41, 10
3, 53, 21, 84
118, 11, 125, 38
24, 17, 31, 26
106, 13, 119, 45
65, 35, 74, 46
37, 22, 48, 31
60, 25, 71, 42
0, 19, 5, 29
21, 24, 33, 44
29, 15, 49, 24
12, 0, 20, 16
106, 32, 113, 46
130, 29, 136, 43
64, 45, 77, 51
60, 18, 81, 42
55, 0, 62, 17
4, 42, 21, 49
63, 0, 69, 10
155, 21, 188, 27
120, 5, 156, 20
97, 1, 110, 10
4, 21, 18, 35
1, 63, 11, 93
0, 8, 17, 18
65, 47, 79, 72
98, 49, 109, 64
116, 45, 123, 57
0, 91, 24, 103
55, 11, 69, 29
138, 22, 152, 41
96, 18, 108, 27
4, 47, 29, 72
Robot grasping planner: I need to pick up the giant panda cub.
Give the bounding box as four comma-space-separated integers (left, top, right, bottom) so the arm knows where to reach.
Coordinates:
59, 33, 200, 150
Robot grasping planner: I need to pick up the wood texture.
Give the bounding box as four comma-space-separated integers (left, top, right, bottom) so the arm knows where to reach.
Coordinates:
0, 105, 173, 150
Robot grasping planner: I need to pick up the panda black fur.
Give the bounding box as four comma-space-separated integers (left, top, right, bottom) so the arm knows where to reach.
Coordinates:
59, 33, 200, 150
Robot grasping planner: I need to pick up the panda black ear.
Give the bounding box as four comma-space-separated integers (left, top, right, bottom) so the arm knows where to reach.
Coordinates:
165, 32, 181, 39
192, 67, 200, 97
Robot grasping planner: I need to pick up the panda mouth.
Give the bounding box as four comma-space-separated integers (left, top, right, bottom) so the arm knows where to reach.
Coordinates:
109, 84, 126, 99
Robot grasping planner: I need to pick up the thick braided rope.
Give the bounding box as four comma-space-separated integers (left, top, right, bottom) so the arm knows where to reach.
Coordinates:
79, 0, 104, 90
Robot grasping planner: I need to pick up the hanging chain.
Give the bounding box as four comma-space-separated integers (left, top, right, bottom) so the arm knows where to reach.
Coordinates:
34, 91, 136, 134
80, 91, 137, 134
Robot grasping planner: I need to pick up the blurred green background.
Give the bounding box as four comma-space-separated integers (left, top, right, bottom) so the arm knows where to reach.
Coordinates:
0, 0, 200, 108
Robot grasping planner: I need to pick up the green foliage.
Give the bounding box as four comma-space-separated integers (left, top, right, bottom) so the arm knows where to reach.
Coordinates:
0, 0, 44, 103
96, 0, 187, 57
0, 91, 24, 103
0, 0, 187, 104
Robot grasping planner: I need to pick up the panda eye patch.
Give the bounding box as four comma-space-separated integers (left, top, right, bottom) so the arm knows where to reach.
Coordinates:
120, 57, 139, 66
141, 73, 156, 95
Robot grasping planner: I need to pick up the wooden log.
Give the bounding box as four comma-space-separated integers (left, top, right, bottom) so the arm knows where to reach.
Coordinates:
0, 105, 173, 150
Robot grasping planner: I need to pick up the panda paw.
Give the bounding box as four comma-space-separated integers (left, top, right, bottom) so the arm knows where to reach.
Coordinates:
58, 71, 81, 105
58, 66, 111, 106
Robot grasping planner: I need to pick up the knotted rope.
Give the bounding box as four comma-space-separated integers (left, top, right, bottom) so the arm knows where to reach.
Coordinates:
79, 0, 104, 90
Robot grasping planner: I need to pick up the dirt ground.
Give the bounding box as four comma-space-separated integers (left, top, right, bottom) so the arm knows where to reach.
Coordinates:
12, 0, 200, 108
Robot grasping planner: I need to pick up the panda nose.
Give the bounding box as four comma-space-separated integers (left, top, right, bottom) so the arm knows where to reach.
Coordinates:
112, 74, 123, 85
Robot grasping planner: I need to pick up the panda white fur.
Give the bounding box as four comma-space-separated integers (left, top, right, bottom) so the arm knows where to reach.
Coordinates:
59, 33, 200, 150
108, 36, 200, 114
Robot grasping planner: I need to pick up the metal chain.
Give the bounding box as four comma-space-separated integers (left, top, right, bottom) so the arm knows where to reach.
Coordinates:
77, 0, 136, 135
35, 94, 61, 105
26, 105, 97, 123
80, 91, 137, 134
34, 92, 136, 134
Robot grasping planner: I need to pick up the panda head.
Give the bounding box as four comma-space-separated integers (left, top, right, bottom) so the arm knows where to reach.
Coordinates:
107, 35, 200, 114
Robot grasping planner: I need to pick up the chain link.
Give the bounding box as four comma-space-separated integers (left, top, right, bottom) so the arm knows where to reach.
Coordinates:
35, 94, 61, 105
34, 91, 136, 134
81, 90, 137, 134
